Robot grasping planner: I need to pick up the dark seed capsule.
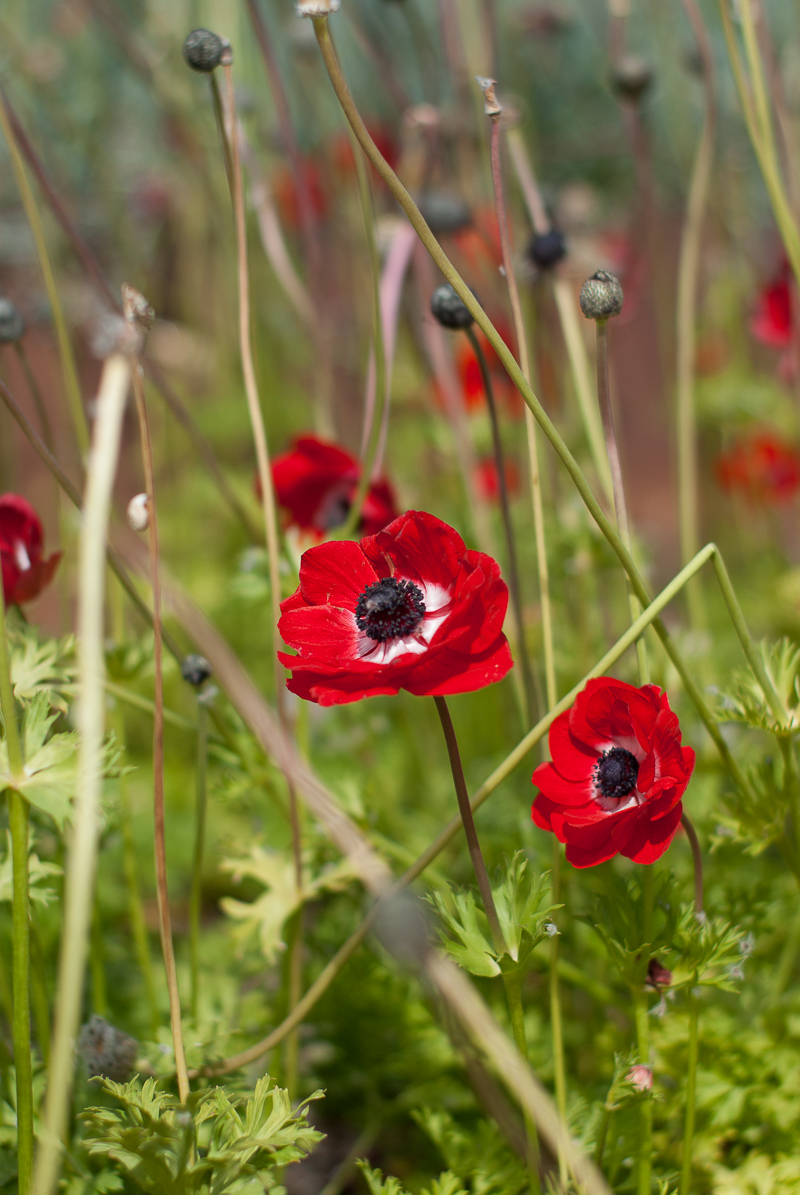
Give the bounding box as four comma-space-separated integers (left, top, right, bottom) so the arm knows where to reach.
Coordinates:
78, 1015, 138, 1083
417, 192, 472, 236
527, 230, 567, 270
431, 284, 474, 330
611, 54, 653, 101
0, 298, 26, 344
181, 653, 213, 687
579, 270, 624, 321
182, 28, 226, 73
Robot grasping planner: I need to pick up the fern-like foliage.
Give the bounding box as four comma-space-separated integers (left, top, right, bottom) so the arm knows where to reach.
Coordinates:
713, 637, 800, 735
81, 1075, 324, 1195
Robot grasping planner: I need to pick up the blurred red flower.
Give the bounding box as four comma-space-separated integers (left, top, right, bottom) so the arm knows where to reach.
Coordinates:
0, 494, 61, 606
475, 457, 521, 501
716, 432, 800, 504
331, 123, 399, 177
531, 677, 695, 868
273, 160, 328, 229
279, 510, 513, 705
455, 322, 519, 414
270, 435, 398, 538
751, 274, 792, 348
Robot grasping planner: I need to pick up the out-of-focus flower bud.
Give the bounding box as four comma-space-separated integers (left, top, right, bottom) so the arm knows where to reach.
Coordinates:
579, 270, 624, 321
646, 958, 673, 990
626, 1064, 653, 1092
0, 298, 26, 344
182, 29, 227, 72
611, 55, 653, 101
295, 0, 341, 15
78, 1015, 138, 1082
431, 284, 474, 330
181, 654, 213, 687
417, 193, 472, 236
127, 493, 149, 532
527, 230, 567, 270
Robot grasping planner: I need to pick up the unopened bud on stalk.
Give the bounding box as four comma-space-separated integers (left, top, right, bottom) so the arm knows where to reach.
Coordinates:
181, 653, 213, 687
127, 493, 149, 532
626, 1064, 653, 1092
182, 28, 227, 73
475, 76, 501, 117
611, 54, 653, 101
527, 230, 567, 270
295, 0, 341, 15
431, 284, 474, 330
0, 297, 26, 343
646, 958, 673, 990
579, 270, 624, 321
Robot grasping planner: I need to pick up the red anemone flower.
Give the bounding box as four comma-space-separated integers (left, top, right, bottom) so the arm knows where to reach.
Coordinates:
273, 160, 328, 229
716, 431, 800, 504
751, 273, 792, 348
476, 457, 521, 501
0, 494, 61, 606
531, 677, 695, 868
270, 435, 398, 539
279, 510, 513, 706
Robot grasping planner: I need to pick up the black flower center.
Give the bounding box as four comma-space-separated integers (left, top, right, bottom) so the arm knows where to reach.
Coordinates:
594, 747, 640, 799
355, 577, 426, 642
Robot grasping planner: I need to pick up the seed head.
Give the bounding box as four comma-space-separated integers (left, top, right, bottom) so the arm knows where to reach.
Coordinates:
417, 192, 471, 236
78, 1015, 138, 1082
611, 54, 653, 101
182, 29, 227, 73
0, 298, 26, 344
431, 284, 474, 330
181, 653, 213, 687
127, 493, 149, 532
579, 270, 624, 321
527, 230, 567, 270
295, 0, 341, 15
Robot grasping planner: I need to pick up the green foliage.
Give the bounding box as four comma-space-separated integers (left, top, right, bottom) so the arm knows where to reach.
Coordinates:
81, 1075, 324, 1194
8, 625, 76, 712
357, 1161, 467, 1195
671, 907, 748, 989
714, 638, 800, 735
413, 1108, 528, 1195
584, 869, 680, 985
0, 832, 60, 906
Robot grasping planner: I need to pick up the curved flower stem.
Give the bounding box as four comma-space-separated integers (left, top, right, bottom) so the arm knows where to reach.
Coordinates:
0, 97, 88, 456
189, 695, 209, 1022
466, 327, 535, 721
209, 73, 234, 196
35, 354, 129, 1195
549, 843, 568, 1134
676, 0, 715, 631
594, 1103, 613, 1168
681, 812, 704, 915
128, 343, 190, 1105
433, 694, 540, 1192
0, 593, 32, 1195
679, 988, 699, 1195
595, 320, 649, 685
486, 109, 554, 722
310, 15, 739, 787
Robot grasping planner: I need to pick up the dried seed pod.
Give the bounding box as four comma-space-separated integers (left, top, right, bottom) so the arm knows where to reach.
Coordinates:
181, 653, 213, 687
127, 493, 150, 532
417, 193, 472, 236
78, 1015, 138, 1082
0, 297, 26, 344
182, 28, 226, 73
430, 284, 474, 330
527, 230, 567, 270
579, 270, 624, 321
611, 54, 653, 101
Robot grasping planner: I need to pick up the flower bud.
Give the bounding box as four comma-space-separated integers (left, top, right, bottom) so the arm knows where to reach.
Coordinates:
646, 958, 673, 990
527, 230, 567, 270
78, 1014, 138, 1082
182, 28, 227, 73
626, 1064, 653, 1092
127, 493, 149, 532
431, 284, 473, 330
295, 0, 341, 15
417, 193, 471, 236
0, 297, 26, 344
579, 270, 624, 321
611, 55, 653, 101
181, 653, 213, 687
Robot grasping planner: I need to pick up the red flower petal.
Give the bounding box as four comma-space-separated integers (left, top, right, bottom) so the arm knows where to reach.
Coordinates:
0, 494, 58, 605
622, 802, 684, 864
296, 539, 378, 610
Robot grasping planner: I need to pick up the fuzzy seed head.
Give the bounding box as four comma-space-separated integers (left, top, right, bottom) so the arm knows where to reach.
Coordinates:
611, 54, 653, 101
430, 284, 474, 330
579, 270, 624, 321
182, 28, 226, 72
0, 298, 25, 344
527, 230, 567, 270
295, 0, 341, 15
181, 653, 213, 687
127, 493, 150, 532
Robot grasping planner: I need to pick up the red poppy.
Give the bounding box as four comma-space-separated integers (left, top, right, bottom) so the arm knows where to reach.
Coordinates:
751, 274, 792, 348
273, 160, 328, 229
278, 510, 513, 706
455, 323, 519, 414
270, 435, 398, 538
476, 457, 521, 501
331, 123, 399, 177
531, 677, 695, 868
716, 431, 800, 504
0, 494, 61, 606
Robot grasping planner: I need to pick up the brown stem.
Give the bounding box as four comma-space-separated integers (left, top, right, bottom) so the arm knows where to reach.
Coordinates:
434, 696, 506, 956
13, 342, 52, 450
128, 342, 190, 1104
680, 812, 704, 915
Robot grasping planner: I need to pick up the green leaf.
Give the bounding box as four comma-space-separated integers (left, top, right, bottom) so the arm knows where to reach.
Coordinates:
713, 637, 800, 735
0, 833, 60, 906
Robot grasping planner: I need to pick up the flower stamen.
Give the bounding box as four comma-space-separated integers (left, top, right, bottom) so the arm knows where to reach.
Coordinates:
594, 746, 640, 799
355, 577, 426, 642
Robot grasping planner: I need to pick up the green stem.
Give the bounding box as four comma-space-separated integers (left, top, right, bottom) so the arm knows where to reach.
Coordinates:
209, 72, 234, 196
549, 841, 568, 1188
310, 17, 737, 784
30, 916, 50, 1068
189, 699, 208, 1022
679, 990, 699, 1195
635, 865, 654, 1195
90, 904, 107, 1017
503, 968, 542, 1195
594, 1103, 613, 1167
466, 327, 535, 721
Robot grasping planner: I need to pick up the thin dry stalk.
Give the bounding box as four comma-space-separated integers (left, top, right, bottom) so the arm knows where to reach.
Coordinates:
35, 354, 130, 1195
